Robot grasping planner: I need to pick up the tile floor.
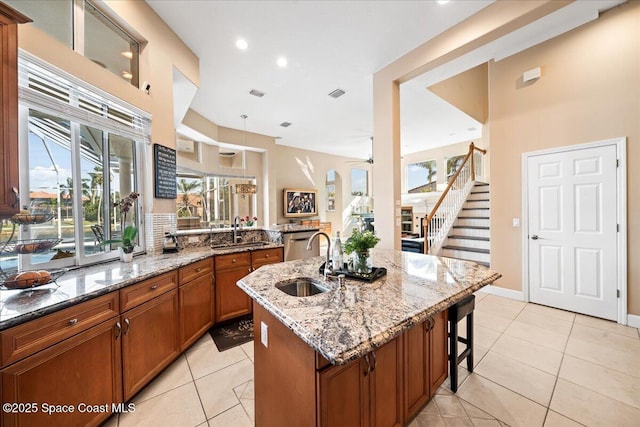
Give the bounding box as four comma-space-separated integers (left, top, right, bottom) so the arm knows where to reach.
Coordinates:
102, 290, 640, 427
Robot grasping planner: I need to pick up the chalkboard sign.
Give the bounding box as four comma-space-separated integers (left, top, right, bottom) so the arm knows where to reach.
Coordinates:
153, 144, 177, 199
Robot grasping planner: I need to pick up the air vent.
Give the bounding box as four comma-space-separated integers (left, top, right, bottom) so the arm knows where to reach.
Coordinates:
219, 151, 237, 157
328, 88, 346, 98
280, 122, 292, 127
249, 89, 265, 97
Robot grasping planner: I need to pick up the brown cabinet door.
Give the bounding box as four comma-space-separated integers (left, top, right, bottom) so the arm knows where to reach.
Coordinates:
403, 321, 429, 421
179, 274, 215, 350
318, 358, 367, 427
121, 289, 180, 401
1, 317, 122, 427
215, 266, 252, 323
250, 248, 283, 269
429, 310, 448, 395
370, 337, 403, 427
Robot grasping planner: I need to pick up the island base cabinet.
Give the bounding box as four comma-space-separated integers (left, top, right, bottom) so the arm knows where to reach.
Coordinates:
318, 337, 403, 427
1, 318, 122, 427
121, 289, 180, 401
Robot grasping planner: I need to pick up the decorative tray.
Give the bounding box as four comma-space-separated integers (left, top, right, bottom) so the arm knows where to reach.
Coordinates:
0, 238, 62, 255
10, 213, 55, 225
319, 262, 387, 283
0, 269, 67, 290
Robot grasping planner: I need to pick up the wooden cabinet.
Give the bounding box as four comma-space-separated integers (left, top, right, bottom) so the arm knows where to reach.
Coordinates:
318, 337, 403, 427
216, 248, 283, 323
1, 317, 122, 427
403, 310, 448, 421
178, 258, 214, 351
0, 5, 30, 218
121, 286, 180, 400
400, 207, 413, 235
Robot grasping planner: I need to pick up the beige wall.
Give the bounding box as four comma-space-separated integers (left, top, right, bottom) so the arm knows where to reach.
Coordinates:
17, 0, 199, 214
489, 2, 639, 314
428, 63, 489, 124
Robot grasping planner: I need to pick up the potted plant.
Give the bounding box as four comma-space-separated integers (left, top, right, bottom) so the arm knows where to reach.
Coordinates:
101, 192, 139, 262
245, 215, 258, 227
344, 229, 381, 273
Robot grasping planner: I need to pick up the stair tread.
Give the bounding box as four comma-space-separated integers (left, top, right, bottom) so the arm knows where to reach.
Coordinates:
448, 235, 490, 241
466, 199, 490, 202
462, 207, 490, 210
471, 191, 490, 194
453, 225, 490, 230
458, 216, 490, 219
443, 245, 490, 254
474, 182, 489, 186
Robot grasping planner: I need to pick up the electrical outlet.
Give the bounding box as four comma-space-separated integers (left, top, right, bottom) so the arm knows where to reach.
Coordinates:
512, 218, 520, 227
261, 321, 268, 348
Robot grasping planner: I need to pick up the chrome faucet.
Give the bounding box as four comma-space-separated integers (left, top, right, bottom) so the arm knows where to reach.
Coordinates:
306, 231, 333, 278
233, 216, 242, 244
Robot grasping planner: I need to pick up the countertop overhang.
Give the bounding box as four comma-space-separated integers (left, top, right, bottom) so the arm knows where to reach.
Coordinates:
237, 248, 501, 365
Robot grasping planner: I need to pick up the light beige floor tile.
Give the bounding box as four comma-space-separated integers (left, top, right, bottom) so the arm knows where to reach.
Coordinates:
475, 352, 556, 406
235, 380, 255, 421
522, 304, 576, 322
414, 413, 448, 427
470, 419, 502, 427
491, 334, 563, 375
208, 404, 252, 427
474, 310, 513, 333
456, 374, 547, 427
570, 323, 640, 354
543, 410, 584, 427
482, 295, 527, 311
550, 379, 640, 427
196, 423, 208, 427
241, 340, 254, 359
133, 355, 193, 403
504, 320, 568, 352
476, 299, 523, 320
559, 354, 640, 409
474, 290, 489, 303
434, 395, 467, 417
102, 414, 118, 427
440, 367, 471, 395
442, 416, 474, 427
189, 333, 215, 350
195, 359, 254, 420
515, 310, 573, 336
474, 325, 501, 350
186, 342, 248, 379
565, 335, 640, 378
421, 399, 440, 415
119, 382, 206, 427
574, 314, 639, 338
460, 400, 495, 419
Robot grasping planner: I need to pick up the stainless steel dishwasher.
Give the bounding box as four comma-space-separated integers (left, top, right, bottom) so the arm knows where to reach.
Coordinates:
283, 230, 319, 261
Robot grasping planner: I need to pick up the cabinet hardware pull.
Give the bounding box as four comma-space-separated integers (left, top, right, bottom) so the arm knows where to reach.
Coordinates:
195, 267, 202, 272
11, 187, 19, 209
68, 318, 78, 326
265, 254, 269, 258
124, 318, 130, 335
150, 284, 158, 290
364, 354, 371, 377
232, 259, 237, 263
211, 274, 216, 284
115, 322, 122, 339
371, 351, 377, 372
248, 268, 252, 273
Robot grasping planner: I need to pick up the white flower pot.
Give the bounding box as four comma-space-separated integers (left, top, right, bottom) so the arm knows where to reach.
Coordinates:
119, 247, 133, 263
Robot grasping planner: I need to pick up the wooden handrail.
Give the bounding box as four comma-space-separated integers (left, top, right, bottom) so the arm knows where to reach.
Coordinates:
423, 142, 487, 253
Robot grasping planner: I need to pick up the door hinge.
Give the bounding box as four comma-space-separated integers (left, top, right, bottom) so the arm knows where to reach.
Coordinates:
617, 289, 620, 298
616, 159, 619, 167
617, 224, 620, 232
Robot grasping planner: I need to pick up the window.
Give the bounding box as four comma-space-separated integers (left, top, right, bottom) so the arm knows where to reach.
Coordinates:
326, 169, 336, 211
5, 0, 139, 86
176, 173, 257, 230
351, 169, 368, 196
13, 54, 149, 271
407, 160, 437, 193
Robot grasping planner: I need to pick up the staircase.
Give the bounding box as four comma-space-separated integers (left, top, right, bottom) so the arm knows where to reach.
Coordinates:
440, 182, 490, 267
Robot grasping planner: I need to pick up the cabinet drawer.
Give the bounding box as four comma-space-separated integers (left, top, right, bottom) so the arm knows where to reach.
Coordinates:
251, 248, 283, 268
1, 292, 119, 367
179, 258, 213, 285
215, 252, 250, 270
120, 271, 177, 312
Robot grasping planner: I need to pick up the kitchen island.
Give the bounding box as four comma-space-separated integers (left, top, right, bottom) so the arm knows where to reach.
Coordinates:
237, 248, 501, 427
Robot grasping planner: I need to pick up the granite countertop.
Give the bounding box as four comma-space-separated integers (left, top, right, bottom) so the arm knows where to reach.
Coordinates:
237, 248, 501, 365
265, 224, 320, 233
0, 242, 283, 331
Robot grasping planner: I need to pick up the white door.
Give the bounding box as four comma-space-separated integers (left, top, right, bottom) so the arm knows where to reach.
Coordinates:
528, 144, 618, 320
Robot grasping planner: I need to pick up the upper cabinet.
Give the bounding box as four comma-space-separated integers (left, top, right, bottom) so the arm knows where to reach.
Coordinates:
0, 4, 31, 218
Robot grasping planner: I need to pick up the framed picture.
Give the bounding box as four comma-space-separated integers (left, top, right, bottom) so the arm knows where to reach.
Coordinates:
284, 188, 317, 217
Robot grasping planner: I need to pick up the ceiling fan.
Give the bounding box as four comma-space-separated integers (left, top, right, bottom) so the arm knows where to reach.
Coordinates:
346, 137, 374, 164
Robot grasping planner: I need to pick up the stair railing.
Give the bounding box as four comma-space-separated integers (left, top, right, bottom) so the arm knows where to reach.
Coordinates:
423, 142, 487, 254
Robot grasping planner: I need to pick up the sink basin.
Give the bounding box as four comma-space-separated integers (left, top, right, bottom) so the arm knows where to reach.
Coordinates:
212, 241, 271, 249
276, 277, 330, 297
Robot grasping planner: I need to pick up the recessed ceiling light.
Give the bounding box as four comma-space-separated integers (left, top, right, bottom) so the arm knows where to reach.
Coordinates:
277, 57, 288, 68
235, 39, 248, 50
121, 51, 133, 59
121, 71, 133, 80
437, 0, 450, 4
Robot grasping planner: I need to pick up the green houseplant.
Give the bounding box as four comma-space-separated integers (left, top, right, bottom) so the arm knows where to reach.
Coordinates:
344, 229, 380, 273
101, 192, 139, 261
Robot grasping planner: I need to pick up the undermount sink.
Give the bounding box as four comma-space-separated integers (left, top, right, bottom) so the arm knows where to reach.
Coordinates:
276, 277, 330, 297
211, 241, 270, 249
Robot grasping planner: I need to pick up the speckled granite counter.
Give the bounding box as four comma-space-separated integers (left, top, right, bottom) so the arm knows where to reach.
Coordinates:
0, 243, 283, 331
237, 248, 501, 365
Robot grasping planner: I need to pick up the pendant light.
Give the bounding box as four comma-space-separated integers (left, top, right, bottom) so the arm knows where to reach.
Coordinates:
235, 114, 257, 195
